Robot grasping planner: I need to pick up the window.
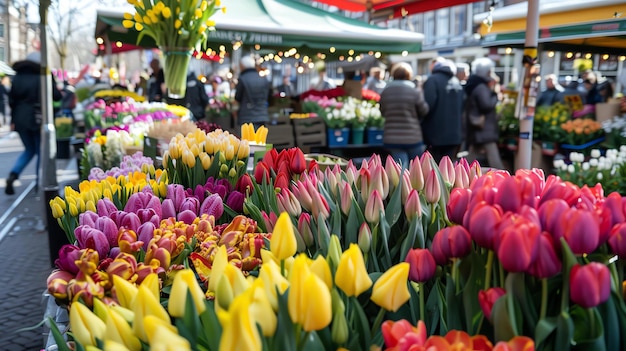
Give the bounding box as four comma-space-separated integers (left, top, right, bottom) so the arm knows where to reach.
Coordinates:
435, 9, 448, 45
0, 47, 5, 62
424, 12, 435, 45
0, 24, 4, 38
452, 6, 466, 37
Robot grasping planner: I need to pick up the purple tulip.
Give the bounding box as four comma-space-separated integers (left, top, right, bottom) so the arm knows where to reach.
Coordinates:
96, 197, 118, 217
78, 211, 99, 227
225, 191, 244, 213
55, 245, 82, 274
179, 197, 200, 214
109, 211, 127, 228
166, 184, 186, 211
200, 193, 224, 219
75, 226, 110, 259
177, 210, 197, 225
161, 199, 176, 220
94, 216, 119, 247
137, 222, 157, 251
120, 212, 141, 232
136, 208, 160, 227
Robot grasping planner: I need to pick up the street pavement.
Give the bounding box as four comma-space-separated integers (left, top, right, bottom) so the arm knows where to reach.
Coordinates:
0, 127, 79, 351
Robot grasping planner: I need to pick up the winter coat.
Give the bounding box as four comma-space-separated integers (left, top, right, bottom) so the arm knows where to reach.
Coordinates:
184, 73, 209, 120
379, 80, 429, 145
464, 75, 499, 144
422, 65, 464, 147
235, 68, 270, 125
536, 87, 564, 107
9, 59, 62, 132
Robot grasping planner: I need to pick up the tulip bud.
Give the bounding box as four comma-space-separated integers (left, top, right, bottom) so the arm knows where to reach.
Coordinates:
371, 262, 411, 312
55, 244, 82, 274
47, 270, 75, 300
334, 244, 372, 297
570, 262, 611, 308
103, 305, 142, 351
358, 222, 372, 254
495, 217, 540, 273
562, 208, 600, 255
385, 155, 402, 191
478, 287, 506, 322
331, 306, 349, 344
424, 169, 441, 204
327, 234, 342, 272
438, 156, 455, 187
454, 163, 470, 189
69, 302, 107, 347
168, 269, 207, 318
339, 181, 354, 216
364, 190, 384, 225
405, 248, 436, 283
270, 212, 297, 261
404, 189, 422, 221
297, 213, 314, 247
408, 157, 424, 191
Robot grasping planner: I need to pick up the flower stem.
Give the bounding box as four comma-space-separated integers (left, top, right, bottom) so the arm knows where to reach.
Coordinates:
281, 259, 286, 277
430, 203, 436, 224
297, 330, 310, 350
451, 258, 459, 293
587, 308, 596, 337
498, 260, 505, 288
539, 278, 548, 320
419, 282, 425, 322
370, 307, 386, 336
484, 250, 494, 290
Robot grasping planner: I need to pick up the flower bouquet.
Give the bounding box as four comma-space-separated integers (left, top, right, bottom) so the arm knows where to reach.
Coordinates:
123, 0, 224, 98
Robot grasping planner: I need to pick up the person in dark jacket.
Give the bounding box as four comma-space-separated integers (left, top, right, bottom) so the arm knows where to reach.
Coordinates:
184, 72, 209, 120
379, 62, 429, 167
6, 51, 62, 194
464, 57, 504, 170
422, 59, 464, 162
148, 58, 165, 102
234, 55, 270, 127
536, 74, 564, 107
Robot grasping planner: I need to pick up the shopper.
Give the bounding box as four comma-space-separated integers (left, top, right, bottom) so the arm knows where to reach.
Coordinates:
234, 55, 270, 128
184, 71, 209, 121
422, 59, 464, 162
379, 62, 429, 167
364, 67, 386, 94
536, 74, 564, 107
464, 58, 504, 170
6, 51, 62, 194
147, 58, 165, 102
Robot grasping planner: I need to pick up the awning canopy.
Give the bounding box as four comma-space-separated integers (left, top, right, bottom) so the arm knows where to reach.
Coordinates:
477, 0, 626, 54
95, 0, 424, 59
310, 0, 482, 21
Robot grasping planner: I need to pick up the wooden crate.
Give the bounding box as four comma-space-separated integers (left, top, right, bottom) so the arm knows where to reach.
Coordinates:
266, 124, 295, 150
292, 117, 327, 153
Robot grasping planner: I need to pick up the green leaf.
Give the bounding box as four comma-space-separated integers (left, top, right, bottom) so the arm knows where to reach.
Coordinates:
535, 316, 558, 348
554, 311, 574, 351
331, 207, 343, 239
378, 211, 392, 269
570, 306, 606, 351
345, 203, 360, 247
425, 278, 442, 335
506, 272, 538, 332
399, 217, 419, 262
461, 252, 485, 335
272, 290, 296, 350
174, 289, 200, 349
492, 295, 517, 342
301, 331, 326, 351
445, 274, 464, 331
198, 301, 222, 351
597, 292, 620, 350
47, 317, 72, 351
244, 201, 267, 232
384, 184, 403, 228
350, 296, 373, 349
504, 274, 524, 336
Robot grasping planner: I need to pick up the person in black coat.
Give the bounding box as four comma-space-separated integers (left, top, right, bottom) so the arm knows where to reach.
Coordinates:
235, 55, 270, 127
6, 51, 62, 194
422, 59, 464, 162
184, 72, 209, 120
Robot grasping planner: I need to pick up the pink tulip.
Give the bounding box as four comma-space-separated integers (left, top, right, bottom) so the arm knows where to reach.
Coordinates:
424, 169, 441, 204
176, 210, 196, 225
562, 208, 600, 255
385, 155, 402, 191
225, 191, 245, 213
538, 199, 569, 237
431, 226, 472, 265
277, 188, 302, 217
478, 287, 506, 321
608, 223, 626, 257
408, 157, 424, 191
55, 244, 82, 274
528, 232, 562, 279
235, 173, 254, 195
539, 178, 581, 207
468, 159, 482, 184
161, 198, 176, 220
453, 163, 470, 189
382, 320, 427, 350
120, 212, 141, 232
136, 208, 160, 227
438, 156, 455, 187
359, 167, 371, 203
515, 168, 545, 195
447, 188, 471, 225
94, 216, 119, 247
79, 211, 99, 227
345, 160, 358, 185
124, 191, 162, 218
570, 262, 611, 308
405, 248, 436, 282
262, 211, 278, 232
365, 190, 384, 225
601, 192, 625, 230
166, 184, 187, 211
199, 193, 224, 219
297, 213, 314, 247
404, 189, 422, 221
495, 216, 540, 273
293, 180, 313, 212
494, 176, 522, 213
96, 197, 118, 217
420, 151, 434, 176
400, 169, 412, 204
369, 164, 390, 200
339, 181, 354, 216
467, 203, 502, 250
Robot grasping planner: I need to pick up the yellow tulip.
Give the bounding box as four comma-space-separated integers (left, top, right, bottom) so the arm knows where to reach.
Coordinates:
122, 20, 135, 29
194, 8, 202, 18
208, 245, 228, 293
69, 202, 79, 217
248, 281, 277, 336
69, 302, 106, 346
258, 259, 290, 310
334, 244, 372, 297
219, 294, 262, 351
104, 307, 142, 351
140, 273, 160, 301
309, 255, 332, 290
144, 315, 190, 351
50, 202, 64, 218
216, 274, 234, 312
110, 305, 135, 324
162, 7, 171, 19
288, 255, 311, 324
299, 273, 332, 331
270, 212, 297, 260
112, 274, 138, 309
103, 341, 131, 351
133, 285, 171, 342
223, 263, 250, 296
168, 269, 207, 318
370, 262, 410, 312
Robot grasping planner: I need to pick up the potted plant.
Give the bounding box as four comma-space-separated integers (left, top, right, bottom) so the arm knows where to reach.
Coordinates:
534, 102, 570, 156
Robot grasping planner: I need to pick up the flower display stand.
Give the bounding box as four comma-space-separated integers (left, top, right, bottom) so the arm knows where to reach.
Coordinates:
366, 127, 384, 145
56, 137, 72, 159
560, 136, 605, 157
327, 127, 350, 147
351, 127, 365, 144
292, 117, 327, 153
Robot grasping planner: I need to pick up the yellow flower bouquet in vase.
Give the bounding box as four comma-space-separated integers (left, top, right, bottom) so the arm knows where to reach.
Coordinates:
123, 0, 224, 98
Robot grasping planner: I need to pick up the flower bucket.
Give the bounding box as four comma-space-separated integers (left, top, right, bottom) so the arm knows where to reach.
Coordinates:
351, 127, 365, 144
162, 47, 193, 99
327, 128, 350, 147
366, 127, 384, 145
560, 136, 605, 156
56, 137, 72, 160
541, 141, 558, 156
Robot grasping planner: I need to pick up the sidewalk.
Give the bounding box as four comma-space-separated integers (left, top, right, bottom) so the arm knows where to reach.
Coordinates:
0, 129, 79, 351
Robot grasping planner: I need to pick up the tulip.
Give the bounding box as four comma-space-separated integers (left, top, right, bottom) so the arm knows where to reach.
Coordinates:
528, 232, 562, 279
75, 226, 110, 259
371, 262, 410, 312
112, 274, 138, 309
297, 213, 314, 247
133, 285, 171, 343
79, 210, 99, 227
104, 306, 142, 351
385, 155, 402, 191
70, 302, 107, 347
258, 259, 290, 310
207, 245, 228, 293
609, 223, 626, 257
335, 244, 372, 297
467, 203, 502, 250
276, 188, 302, 217
570, 262, 611, 308
339, 181, 354, 216
364, 189, 384, 225
493, 336, 535, 351
97, 197, 119, 217
478, 287, 506, 322
274, 171, 290, 190
358, 222, 372, 254
327, 234, 342, 271
218, 294, 262, 351
106, 253, 138, 282
404, 189, 423, 221
539, 178, 581, 207
447, 188, 471, 225
420, 152, 434, 176
494, 176, 522, 213
369, 164, 390, 200
47, 270, 74, 300
296, 272, 332, 331
331, 304, 350, 344
168, 269, 207, 318
309, 255, 333, 290
382, 319, 427, 349
160, 199, 176, 220
55, 244, 82, 274
405, 248, 436, 283
137, 222, 156, 252
496, 218, 540, 273
424, 169, 441, 204
270, 212, 297, 260
408, 157, 424, 191
67, 272, 105, 307
179, 197, 200, 214
254, 160, 271, 185
431, 226, 472, 265
247, 281, 277, 336
140, 273, 160, 302
120, 212, 141, 232
438, 156, 455, 187
143, 315, 190, 351
454, 162, 470, 189
289, 147, 306, 174
562, 208, 600, 255
199, 193, 224, 219
235, 173, 254, 195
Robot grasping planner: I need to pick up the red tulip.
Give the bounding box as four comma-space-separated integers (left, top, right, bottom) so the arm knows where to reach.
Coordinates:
254, 161, 271, 185
288, 148, 306, 175
495, 216, 540, 273
528, 232, 562, 279
562, 208, 600, 255
381, 319, 427, 349
431, 226, 472, 265
479, 287, 506, 322
274, 171, 290, 190
467, 202, 502, 250
539, 178, 581, 207
601, 192, 625, 227
405, 248, 436, 283
608, 223, 626, 257
537, 198, 569, 237
235, 173, 254, 195
494, 175, 522, 213
447, 188, 471, 225
570, 262, 611, 308
262, 148, 279, 169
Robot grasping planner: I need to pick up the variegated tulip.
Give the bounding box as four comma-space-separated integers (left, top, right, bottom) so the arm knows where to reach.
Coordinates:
47, 270, 74, 300
67, 271, 105, 307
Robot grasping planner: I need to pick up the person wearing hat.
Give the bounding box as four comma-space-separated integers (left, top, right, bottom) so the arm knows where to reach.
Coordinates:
6, 51, 62, 194
463, 57, 504, 170
234, 55, 271, 127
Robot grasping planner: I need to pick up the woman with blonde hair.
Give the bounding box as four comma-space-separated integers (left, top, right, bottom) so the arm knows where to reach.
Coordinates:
379, 62, 429, 167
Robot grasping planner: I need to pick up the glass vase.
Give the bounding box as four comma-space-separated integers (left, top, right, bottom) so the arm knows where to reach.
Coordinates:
161, 47, 193, 99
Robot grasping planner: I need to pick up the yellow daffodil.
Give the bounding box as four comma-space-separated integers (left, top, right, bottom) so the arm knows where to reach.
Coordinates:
335, 244, 372, 297
370, 262, 411, 312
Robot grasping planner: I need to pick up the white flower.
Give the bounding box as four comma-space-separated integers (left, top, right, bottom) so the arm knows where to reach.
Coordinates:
582, 162, 590, 171
597, 172, 603, 180
589, 158, 599, 167
553, 159, 565, 169
560, 163, 568, 171
590, 149, 601, 158
567, 164, 575, 173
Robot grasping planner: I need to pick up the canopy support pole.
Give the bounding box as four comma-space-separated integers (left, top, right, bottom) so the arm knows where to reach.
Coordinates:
516, 0, 540, 170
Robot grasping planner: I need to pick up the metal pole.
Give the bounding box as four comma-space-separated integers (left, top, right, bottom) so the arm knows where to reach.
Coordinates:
516, 0, 540, 170
40, 0, 66, 267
